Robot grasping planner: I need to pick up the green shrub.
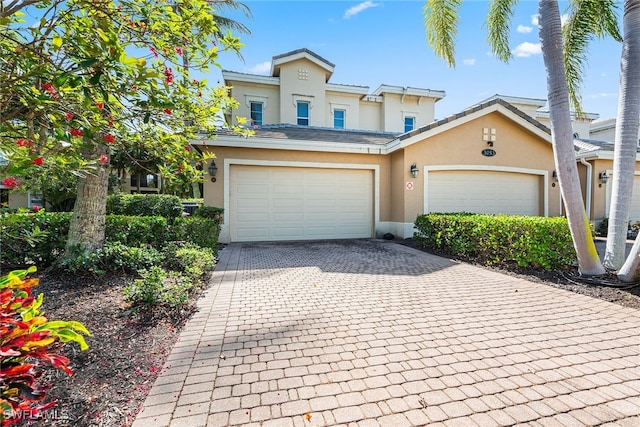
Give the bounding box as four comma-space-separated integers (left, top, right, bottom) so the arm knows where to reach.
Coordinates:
194, 206, 223, 223
0, 212, 71, 269
123, 267, 195, 308
106, 194, 183, 219
414, 213, 576, 271
100, 242, 162, 273
596, 217, 608, 237
169, 217, 220, 251
123, 266, 165, 307
162, 242, 215, 280
104, 215, 168, 247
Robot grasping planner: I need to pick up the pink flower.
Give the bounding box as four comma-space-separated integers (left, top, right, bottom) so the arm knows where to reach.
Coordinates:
184, 145, 191, 152
16, 139, 32, 147
2, 177, 19, 188
70, 129, 84, 137
33, 205, 40, 212
164, 108, 172, 115
163, 66, 174, 84
176, 47, 183, 56
104, 134, 115, 143
65, 112, 73, 120
32, 157, 44, 166
42, 83, 56, 95
100, 155, 108, 163
96, 102, 104, 109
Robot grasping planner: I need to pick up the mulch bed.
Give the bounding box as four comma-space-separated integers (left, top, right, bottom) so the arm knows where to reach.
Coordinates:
12, 238, 640, 426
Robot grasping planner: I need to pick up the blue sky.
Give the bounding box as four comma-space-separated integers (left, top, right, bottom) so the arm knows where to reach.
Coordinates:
213, 0, 624, 122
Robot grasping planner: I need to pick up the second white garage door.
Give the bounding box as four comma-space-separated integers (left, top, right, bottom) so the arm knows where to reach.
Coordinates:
427, 170, 541, 215
606, 174, 640, 222
230, 165, 374, 242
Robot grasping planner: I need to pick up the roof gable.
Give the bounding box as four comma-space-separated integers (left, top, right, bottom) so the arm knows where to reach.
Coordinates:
271, 48, 335, 82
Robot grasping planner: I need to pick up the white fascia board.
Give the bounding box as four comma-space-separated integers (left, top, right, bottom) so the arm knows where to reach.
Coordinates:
372, 85, 446, 100
536, 110, 600, 121
200, 135, 388, 155
479, 94, 547, 108
387, 103, 552, 153
222, 71, 280, 86
271, 51, 335, 75
590, 119, 617, 132
577, 150, 640, 161
326, 83, 370, 95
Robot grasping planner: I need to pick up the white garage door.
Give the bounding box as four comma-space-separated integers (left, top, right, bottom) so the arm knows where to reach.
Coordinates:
606, 175, 640, 222
428, 170, 541, 215
230, 165, 373, 242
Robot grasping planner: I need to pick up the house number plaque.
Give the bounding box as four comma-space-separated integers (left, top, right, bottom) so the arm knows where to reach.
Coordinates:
481, 148, 496, 157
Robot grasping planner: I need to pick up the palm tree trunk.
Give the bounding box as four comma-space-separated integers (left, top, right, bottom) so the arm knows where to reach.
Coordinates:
539, 0, 605, 276
605, 0, 640, 276
65, 144, 110, 253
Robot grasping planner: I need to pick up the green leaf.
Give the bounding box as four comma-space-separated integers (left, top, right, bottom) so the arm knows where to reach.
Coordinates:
52, 36, 63, 49
78, 59, 99, 68
89, 71, 103, 85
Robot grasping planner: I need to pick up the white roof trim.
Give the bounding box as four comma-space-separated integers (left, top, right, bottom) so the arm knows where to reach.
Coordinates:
386, 103, 552, 153
372, 85, 445, 100
326, 83, 370, 95
222, 71, 279, 86
202, 135, 388, 155
271, 51, 335, 76
536, 110, 600, 121
477, 94, 547, 108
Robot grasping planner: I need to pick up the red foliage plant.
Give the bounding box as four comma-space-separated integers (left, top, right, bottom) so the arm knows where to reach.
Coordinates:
0, 267, 90, 426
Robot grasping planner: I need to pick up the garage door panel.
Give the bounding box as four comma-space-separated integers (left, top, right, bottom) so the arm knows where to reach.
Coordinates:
428, 170, 540, 216
230, 166, 373, 242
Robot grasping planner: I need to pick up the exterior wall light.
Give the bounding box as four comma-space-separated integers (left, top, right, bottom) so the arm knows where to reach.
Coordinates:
208, 159, 218, 182
599, 171, 609, 185
410, 163, 419, 178
552, 170, 558, 182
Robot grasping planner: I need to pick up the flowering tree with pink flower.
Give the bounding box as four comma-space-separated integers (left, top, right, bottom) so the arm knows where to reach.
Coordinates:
0, 0, 251, 256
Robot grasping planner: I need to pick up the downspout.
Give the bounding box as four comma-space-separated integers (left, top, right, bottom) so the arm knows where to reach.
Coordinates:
579, 157, 592, 220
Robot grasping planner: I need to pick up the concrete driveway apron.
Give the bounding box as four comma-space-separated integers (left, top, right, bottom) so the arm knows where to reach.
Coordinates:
133, 240, 640, 427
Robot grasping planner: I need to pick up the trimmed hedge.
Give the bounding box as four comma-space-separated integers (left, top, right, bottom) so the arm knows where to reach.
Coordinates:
414, 213, 576, 271
106, 194, 183, 219
0, 211, 222, 269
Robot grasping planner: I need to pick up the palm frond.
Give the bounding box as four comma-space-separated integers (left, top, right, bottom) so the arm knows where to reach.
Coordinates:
563, 0, 621, 115
486, 0, 518, 63
424, 0, 463, 67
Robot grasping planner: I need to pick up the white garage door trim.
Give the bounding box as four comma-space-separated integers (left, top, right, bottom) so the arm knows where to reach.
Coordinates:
423, 165, 550, 216
220, 159, 380, 243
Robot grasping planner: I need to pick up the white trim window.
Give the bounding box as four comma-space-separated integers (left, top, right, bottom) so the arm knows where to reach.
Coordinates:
297, 101, 310, 126
334, 109, 345, 129
250, 101, 263, 127
404, 116, 416, 133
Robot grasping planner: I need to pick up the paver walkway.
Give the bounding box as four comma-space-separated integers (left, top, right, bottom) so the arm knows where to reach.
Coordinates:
132, 240, 640, 427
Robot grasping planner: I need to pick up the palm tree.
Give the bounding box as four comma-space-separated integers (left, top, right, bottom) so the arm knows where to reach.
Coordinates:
424, 0, 606, 275
612, 1, 640, 281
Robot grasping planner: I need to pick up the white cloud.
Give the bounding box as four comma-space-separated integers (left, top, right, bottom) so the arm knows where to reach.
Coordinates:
248, 61, 271, 74
344, 1, 381, 19
531, 14, 539, 26
462, 58, 476, 66
517, 25, 533, 34
530, 13, 569, 27
512, 42, 542, 58
589, 92, 617, 98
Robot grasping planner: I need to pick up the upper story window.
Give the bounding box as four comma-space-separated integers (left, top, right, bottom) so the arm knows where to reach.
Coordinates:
297, 101, 309, 126
250, 102, 263, 127
334, 109, 345, 129
404, 116, 415, 133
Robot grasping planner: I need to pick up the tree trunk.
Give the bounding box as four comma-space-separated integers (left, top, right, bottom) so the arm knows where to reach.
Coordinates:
606, 0, 640, 276
65, 144, 110, 254
539, 0, 606, 276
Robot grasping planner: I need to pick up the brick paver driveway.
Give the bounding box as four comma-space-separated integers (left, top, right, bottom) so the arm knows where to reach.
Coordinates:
133, 240, 640, 426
